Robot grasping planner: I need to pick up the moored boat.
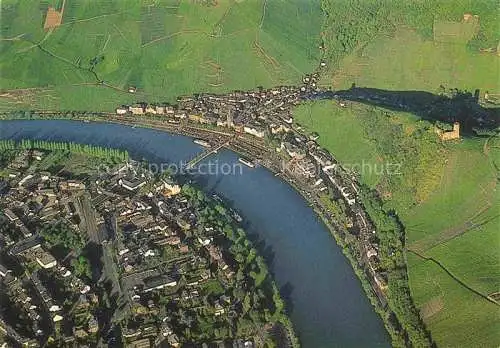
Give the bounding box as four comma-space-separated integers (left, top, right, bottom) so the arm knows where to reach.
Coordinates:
230, 209, 243, 222
238, 157, 255, 168
193, 139, 211, 148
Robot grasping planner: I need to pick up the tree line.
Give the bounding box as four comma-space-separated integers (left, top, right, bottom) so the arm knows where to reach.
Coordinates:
181, 184, 299, 347
0, 139, 129, 161
360, 186, 433, 347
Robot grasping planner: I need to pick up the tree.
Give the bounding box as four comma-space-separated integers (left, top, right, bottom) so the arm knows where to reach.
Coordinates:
72, 256, 92, 279
40, 222, 85, 253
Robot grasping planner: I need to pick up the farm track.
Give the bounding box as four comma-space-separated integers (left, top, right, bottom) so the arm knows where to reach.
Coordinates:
408, 249, 499, 306
410, 208, 499, 253
60, 11, 129, 27
141, 30, 204, 48
0, 33, 26, 41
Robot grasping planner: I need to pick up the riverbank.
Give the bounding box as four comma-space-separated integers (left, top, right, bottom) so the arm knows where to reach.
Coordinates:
0, 139, 300, 347
0, 119, 390, 347
0, 112, 408, 343
0, 112, 411, 343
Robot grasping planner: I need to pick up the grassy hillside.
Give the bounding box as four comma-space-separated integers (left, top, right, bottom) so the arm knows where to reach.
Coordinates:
407, 252, 499, 347
294, 100, 500, 347
319, 0, 499, 100
294, 102, 500, 348
296, 101, 446, 210
320, 0, 500, 73
301, 1, 500, 346
0, 0, 321, 111
327, 28, 499, 95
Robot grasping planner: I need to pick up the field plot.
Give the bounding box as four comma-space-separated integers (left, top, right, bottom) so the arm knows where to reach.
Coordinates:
405, 140, 498, 248
433, 16, 479, 44
322, 0, 500, 97
408, 252, 499, 347
0, 0, 321, 111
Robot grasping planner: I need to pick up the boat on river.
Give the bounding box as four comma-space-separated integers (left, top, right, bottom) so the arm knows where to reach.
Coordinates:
230, 208, 243, 222
238, 157, 255, 168
193, 139, 211, 148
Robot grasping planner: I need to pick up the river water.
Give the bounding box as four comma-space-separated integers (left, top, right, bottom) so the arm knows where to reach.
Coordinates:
0, 120, 389, 347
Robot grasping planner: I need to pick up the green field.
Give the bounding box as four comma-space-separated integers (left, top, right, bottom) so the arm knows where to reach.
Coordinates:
319, 0, 500, 96
295, 101, 382, 186
296, 2, 500, 346
405, 139, 499, 346
296, 100, 445, 208
0, 0, 321, 111
408, 251, 499, 347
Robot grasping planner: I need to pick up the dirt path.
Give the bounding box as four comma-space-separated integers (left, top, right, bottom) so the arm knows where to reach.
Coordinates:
59, 11, 127, 27
17, 29, 54, 53
141, 29, 203, 48
408, 249, 499, 306
259, 0, 268, 29
0, 33, 25, 41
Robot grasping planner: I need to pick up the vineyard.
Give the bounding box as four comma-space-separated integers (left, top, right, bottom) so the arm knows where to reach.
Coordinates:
0, 0, 321, 112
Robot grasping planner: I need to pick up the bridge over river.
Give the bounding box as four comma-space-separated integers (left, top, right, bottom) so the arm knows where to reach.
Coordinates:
185, 141, 230, 169
0, 119, 390, 348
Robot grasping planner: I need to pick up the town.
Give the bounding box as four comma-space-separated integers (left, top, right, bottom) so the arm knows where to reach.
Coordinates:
104, 78, 420, 342
0, 69, 477, 346
0, 144, 293, 347
0, 75, 433, 346
110, 78, 392, 304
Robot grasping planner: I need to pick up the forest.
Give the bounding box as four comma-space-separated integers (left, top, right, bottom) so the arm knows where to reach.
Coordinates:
0, 139, 129, 162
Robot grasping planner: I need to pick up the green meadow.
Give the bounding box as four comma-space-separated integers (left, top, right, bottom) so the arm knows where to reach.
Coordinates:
326, 28, 500, 95
0, 0, 321, 111
294, 99, 500, 347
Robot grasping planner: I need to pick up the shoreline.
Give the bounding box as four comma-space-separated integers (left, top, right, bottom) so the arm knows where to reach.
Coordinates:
0, 113, 415, 345
0, 138, 301, 347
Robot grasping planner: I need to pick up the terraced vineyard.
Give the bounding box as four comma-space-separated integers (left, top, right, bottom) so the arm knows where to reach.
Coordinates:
0, 0, 321, 111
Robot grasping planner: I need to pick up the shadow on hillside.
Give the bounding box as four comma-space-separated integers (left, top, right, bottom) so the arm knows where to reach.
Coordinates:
313, 86, 500, 135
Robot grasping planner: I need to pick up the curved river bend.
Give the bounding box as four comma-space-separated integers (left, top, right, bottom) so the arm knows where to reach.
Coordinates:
0, 120, 389, 347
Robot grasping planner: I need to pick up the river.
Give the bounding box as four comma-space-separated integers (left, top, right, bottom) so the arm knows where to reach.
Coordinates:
0, 120, 389, 347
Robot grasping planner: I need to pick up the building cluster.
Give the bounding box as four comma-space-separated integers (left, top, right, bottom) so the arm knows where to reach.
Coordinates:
272, 119, 388, 297
91, 164, 248, 347
0, 149, 101, 346
1, 149, 258, 347
113, 69, 388, 304
116, 82, 320, 140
